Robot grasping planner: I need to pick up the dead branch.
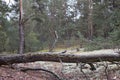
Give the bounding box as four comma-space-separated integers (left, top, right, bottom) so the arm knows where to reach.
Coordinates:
80, 63, 89, 80
19, 67, 63, 80
49, 30, 58, 52
22, 14, 34, 25
103, 62, 109, 80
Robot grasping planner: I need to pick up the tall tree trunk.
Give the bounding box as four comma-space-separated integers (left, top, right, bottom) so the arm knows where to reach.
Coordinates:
19, 0, 24, 54
88, 0, 93, 40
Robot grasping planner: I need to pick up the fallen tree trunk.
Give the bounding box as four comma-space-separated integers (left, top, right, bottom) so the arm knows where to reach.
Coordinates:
0, 50, 120, 65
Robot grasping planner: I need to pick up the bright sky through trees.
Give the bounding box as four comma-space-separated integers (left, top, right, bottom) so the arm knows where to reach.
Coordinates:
3, 0, 14, 5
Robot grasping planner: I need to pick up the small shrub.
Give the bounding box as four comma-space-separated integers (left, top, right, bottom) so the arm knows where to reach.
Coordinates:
84, 37, 113, 51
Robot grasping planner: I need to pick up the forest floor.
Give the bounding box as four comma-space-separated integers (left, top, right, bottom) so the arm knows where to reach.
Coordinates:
0, 49, 120, 80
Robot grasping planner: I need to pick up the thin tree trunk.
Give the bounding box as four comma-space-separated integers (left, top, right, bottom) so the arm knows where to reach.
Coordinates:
88, 0, 93, 40
19, 0, 24, 54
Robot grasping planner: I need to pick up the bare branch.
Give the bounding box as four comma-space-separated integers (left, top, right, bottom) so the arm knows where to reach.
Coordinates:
19, 67, 63, 80
80, 63, 89, 80
103, 62, 109, 80
22, 14, 35, 25
49, 30, 59, 52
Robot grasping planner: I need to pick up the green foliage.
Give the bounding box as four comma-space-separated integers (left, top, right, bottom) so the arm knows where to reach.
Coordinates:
25, 32, 41, 52
84, 37, 113, 51
0, 31, 8, 52
77, 31, 85, 40
6, 26, 19, 53
110, 29, 120, 47
0, 0, 10, 15
0, 0, 120, 53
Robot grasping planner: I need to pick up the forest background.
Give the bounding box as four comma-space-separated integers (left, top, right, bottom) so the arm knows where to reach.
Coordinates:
0, 0, 120, 53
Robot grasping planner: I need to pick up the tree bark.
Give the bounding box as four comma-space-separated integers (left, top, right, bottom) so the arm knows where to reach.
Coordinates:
0, 51, 120, 66
19, 0, 24, 54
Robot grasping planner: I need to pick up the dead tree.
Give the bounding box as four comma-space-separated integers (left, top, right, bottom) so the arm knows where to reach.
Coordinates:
0, 51, 120, 66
